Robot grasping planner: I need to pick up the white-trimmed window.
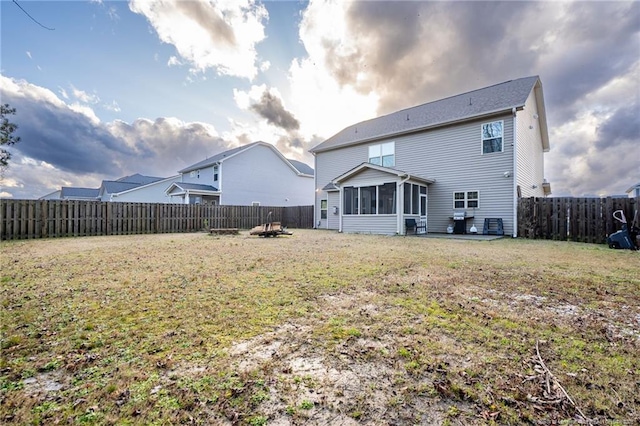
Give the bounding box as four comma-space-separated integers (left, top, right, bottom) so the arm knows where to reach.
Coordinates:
481, 121, 503, 154
453, 191, 479, 209
213, 165, 219, 181
320, 200, 327, 219
368, 142, 395, 167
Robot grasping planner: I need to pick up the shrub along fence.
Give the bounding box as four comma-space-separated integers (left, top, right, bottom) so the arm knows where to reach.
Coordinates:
517, 196, 639, 244
0, 200, 314, 240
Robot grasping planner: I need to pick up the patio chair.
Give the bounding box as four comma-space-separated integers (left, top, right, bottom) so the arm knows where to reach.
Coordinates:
405, 218, 426, 235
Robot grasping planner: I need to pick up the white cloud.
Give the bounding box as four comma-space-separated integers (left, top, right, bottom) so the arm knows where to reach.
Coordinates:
167, 55, 182, 67
129, 0, 268, 80
546, 61, 640, 196
233, 84, 269, 110
0, 75, 234, 199
69, 103, 101, 124
70, 85, 100, 104
286, 0, 379, 141
103, 100, 121, 113
1, 75, 67, 108
26, 51, 32, 59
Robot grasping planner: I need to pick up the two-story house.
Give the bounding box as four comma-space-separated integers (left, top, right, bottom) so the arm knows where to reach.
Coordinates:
310, 76, 551, 237
165, 141, 315, 206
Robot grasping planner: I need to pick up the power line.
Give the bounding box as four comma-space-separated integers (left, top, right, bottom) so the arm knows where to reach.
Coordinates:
12, 0, 55, 31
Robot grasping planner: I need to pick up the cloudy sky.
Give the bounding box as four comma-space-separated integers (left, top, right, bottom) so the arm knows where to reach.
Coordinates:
1, 0, 638, 199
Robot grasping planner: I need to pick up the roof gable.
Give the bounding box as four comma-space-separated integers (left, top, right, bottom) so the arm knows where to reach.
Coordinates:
311, 76, 541, 153
165, 182, 220, 195
334, 163, 435, 185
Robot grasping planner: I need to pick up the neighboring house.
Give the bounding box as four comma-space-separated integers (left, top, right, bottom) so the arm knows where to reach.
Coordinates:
97, 174, 165, 201
40, 174, 167, 202
626, 182, 640, 198
107, 175, 181, 203
166, 141, 314, 206
310, 76, 551, 237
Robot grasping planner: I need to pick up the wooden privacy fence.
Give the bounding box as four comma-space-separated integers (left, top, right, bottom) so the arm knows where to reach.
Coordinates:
517, 196, 639, 243
0, 200, 314, 240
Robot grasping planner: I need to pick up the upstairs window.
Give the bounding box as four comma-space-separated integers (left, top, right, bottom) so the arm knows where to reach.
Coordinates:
368, 142, 395, 167
482, 121, 503, 154
213, 165, 219, 181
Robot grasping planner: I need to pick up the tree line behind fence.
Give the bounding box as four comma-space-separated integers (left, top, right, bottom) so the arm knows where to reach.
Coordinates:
518, 196, 639, 244
0, 200, 314, 240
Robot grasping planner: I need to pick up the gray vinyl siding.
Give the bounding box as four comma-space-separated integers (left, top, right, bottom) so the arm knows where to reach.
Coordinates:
221, 144, 314, 206
342, 215, 397, 234
112, 176, 181, 203
326, 191, 340, 229
398, 115, 514, 235
314, 147, 366, 226
315, 113, 515, 235
182, 166, 216, 185
516, 90, 546, 198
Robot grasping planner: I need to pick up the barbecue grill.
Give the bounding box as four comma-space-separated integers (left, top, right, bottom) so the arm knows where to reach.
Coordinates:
453, 211, 466, 234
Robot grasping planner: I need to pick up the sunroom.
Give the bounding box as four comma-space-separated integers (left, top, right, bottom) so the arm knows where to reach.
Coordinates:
331, 163, 435, 235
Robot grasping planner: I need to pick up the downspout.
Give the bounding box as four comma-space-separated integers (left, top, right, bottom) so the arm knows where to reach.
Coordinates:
312, 152, 318, 229
512, 107, 518, 238
338, 184, 343, 233
398, 174, 411, 235
218, 162, 223, 205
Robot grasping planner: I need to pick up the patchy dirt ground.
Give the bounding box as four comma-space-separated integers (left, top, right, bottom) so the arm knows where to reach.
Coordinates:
1, 231, 639, 425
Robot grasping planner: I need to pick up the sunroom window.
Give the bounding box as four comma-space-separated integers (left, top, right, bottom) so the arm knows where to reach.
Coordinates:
343, 183, 397, 215
403, 183, 427, 214
482, 121, 503, 154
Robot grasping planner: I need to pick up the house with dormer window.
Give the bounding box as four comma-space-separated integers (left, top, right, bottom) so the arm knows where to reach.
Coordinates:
310, 76, 552, 237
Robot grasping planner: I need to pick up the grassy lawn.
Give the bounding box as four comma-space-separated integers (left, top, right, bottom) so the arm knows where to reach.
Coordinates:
1, 231, 638, 425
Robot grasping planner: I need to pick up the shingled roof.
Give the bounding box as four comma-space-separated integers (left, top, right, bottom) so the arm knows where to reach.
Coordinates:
310, 76, 542, 154
178, 143, 259, 174
60, 187, 99, 199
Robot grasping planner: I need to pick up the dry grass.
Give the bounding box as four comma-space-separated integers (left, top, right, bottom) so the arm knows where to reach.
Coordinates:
1, 230, 638, 425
